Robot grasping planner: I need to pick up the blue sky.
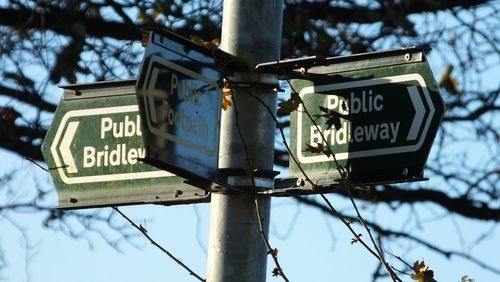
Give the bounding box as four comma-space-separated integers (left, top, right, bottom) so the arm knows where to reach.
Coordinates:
1, 130, 499, 282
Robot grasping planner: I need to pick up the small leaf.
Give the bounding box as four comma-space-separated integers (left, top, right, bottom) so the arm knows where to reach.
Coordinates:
138, 10, 148, 22
141, 32, 149, 47
277, 92, 302, 115
139, 224, 148, 233
272, 267, 281, 277
411, 260, 437, 282
439, 65, 462, 96
305, 143, 332, 158
190, 35, 220, 56
345, 218, 354, 225
317, 106, 343, 130
305, 143, 323, 154
268, 248, 279, 257
190, 35, 205, 46
311, 181, 319, 191
151, 9, 161, 20
351, 233, 362, 245
461, 275, 474, 282
341, 100, 348, 112
222, 86, 232, 111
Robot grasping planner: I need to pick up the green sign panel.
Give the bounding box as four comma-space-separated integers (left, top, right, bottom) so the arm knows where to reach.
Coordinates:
136, 30, 222, 182
290, 48, 445, 184
41, 80, 209, 209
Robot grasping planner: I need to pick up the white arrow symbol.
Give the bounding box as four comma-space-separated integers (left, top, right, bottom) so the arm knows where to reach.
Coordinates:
145, 68, 160, 123
406, 85, 425, 141
60, 121, 79, 173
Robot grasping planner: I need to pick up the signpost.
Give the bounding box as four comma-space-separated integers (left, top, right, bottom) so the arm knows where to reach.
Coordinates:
41, 80, 209, 209
289, 48, 445, 184
40, 22, 446, 282
136, 30, 222, 182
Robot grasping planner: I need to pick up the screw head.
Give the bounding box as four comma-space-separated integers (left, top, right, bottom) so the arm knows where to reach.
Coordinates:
296, 178, 305, 186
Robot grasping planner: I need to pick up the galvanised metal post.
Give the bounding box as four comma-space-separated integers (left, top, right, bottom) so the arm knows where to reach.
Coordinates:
206, 0, 283, 281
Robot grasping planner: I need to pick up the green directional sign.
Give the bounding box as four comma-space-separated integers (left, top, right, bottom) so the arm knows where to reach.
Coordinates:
136, 29, 222, 182
41, 80, 209, 209
290, 48, 445, 184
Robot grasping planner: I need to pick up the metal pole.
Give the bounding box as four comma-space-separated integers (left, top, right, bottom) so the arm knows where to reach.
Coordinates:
206, 0, 283, 281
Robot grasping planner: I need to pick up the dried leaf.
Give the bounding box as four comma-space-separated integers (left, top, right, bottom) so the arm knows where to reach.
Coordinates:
190, 35, 205, 46
439, 65, 462, 96
141, 32, 149, 47
137, 10, 148, 23
222, 87, 232, 111
311, 182, 319, 191
410, 260, 437, 282
461, 275, 474, 282
272, 267, 281, 277
190, 35, 220, 56
151, 9, 161, 20
268, 248, 279, 257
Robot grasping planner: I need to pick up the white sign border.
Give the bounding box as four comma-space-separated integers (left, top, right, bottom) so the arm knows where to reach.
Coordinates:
141, 55, 221, 157
50, 105, 172, 185
296, 73, 435, 164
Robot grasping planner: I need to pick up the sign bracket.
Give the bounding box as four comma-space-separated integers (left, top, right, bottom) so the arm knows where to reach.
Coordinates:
264, 175, 428, 197
255, 46, 428, 78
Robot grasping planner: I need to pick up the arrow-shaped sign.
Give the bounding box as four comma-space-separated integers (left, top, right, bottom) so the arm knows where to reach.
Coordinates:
290, 48, 444, 184
42, 81, 210, 208
296, 73, 435, 163
49, 104, 174, 184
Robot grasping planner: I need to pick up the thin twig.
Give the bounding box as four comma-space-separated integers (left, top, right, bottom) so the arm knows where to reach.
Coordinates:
250, 86, 399, 280
112, 207, 205, 282
344, 187, 401, 281
285, 80, 401, 281
227, 85, 256, 187
229, 87, 290, 281
318, 194, 382, 260
297, 195, 500, 276
254, 195, 290, 281
248, 92, 316, 187
25, 157, 49, 172
299, 99, 347, 177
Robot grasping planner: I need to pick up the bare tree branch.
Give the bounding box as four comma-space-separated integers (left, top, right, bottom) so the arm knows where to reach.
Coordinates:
295, 195, 500, 276
0, 84, 56, 112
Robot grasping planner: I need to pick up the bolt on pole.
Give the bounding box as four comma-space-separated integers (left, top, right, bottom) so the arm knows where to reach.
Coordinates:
206, 0, 283, 282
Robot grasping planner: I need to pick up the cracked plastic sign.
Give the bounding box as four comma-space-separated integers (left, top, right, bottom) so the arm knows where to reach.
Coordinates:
290, 49, 445, 184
